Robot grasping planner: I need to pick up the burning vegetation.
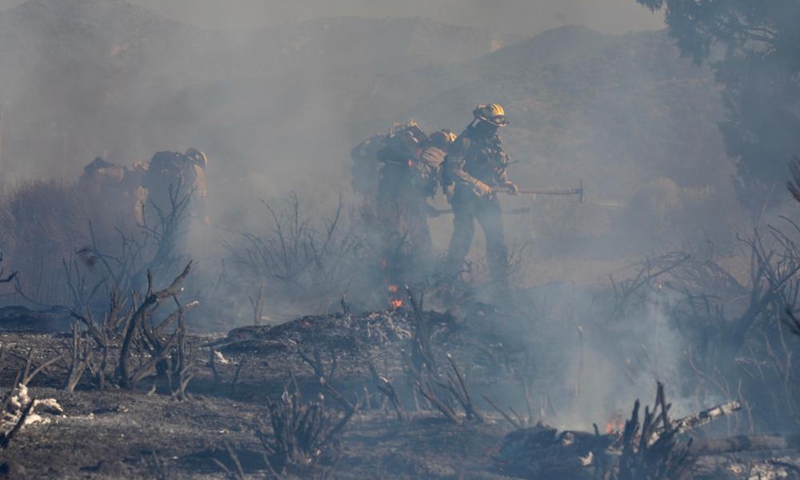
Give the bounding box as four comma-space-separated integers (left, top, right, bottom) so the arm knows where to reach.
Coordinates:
0, 0, 798, 478
1, 198, 800, 478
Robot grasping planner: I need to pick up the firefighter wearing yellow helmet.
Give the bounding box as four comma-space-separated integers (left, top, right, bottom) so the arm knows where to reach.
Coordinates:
443, 103, 518, 290
139, 147, 210, 254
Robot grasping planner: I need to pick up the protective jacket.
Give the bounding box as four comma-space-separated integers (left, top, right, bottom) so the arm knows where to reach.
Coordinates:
141, 151, 207, 223
413, 144, 447, 197
444, 125, 510, 196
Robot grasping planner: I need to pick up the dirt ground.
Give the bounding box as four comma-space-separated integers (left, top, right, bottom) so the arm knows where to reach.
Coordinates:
0, 286, 797, 479
0, 308, 528, 479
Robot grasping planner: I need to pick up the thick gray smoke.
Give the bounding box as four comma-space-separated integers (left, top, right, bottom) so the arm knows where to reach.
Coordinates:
131, 0, 664, 34
0, 0, 762, 431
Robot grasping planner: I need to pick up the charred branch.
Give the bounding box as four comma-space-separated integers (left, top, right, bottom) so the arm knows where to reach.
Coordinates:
256, 378, 355, 474
367, 359, 406, 421
117, 262, 192, 389
614, 382, 693, 480
0, 395, 33, 451
406, 287, 435, 374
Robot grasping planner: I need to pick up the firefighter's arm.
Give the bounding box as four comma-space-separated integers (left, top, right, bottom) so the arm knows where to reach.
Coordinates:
419, 147, 445, 170
445, 140, 492, 196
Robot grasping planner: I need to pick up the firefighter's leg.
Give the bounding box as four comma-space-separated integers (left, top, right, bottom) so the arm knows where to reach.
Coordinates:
476, 195, 509, 289
406, 196, 434, 261
445, 191, 476, 278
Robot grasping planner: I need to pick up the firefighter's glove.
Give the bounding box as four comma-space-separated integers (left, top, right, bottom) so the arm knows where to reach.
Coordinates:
502, 182, 519, 195
472, 181, 494, 197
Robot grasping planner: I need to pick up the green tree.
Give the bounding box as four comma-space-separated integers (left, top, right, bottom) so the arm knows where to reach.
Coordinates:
637, 0, 800, 200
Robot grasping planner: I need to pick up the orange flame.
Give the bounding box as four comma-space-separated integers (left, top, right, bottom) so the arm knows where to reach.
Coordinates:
388, 285, 399, 293
605, 416, 625, 434
390, 299, 403, 309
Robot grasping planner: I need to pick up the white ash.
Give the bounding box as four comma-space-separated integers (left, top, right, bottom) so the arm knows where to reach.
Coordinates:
2, 384, 64, 428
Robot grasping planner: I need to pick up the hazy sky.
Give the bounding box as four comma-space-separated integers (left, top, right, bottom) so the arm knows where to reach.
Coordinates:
0, 0, 664, 34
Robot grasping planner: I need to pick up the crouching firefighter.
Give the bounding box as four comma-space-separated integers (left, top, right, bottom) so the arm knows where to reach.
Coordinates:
443, 103, 518, 291
375, 120, 429, 248
139, 148, 209, 256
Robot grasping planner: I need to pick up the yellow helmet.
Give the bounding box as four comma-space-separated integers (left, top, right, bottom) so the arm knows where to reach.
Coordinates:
391, 120, 419, 135
473, 103, 508, 127
429, 129, 458, 147
185, 148, 208, 168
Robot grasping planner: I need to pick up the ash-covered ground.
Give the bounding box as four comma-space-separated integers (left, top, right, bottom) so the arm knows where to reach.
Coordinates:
0, 267, 799, 479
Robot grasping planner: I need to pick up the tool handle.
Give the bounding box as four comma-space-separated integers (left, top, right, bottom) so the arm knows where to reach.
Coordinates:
502, 189, 579, 195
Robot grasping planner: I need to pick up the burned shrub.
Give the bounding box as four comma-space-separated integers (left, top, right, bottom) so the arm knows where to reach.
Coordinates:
255, 378, 356, 476
494, 383, 740, 480
402, 289, 484, 424
0, 180, 94, 305
53, 190, 200, 394
600, 229, 800, 432
225, 193, 366, 313
613, 383, 693, 480
65, 262, 198, 393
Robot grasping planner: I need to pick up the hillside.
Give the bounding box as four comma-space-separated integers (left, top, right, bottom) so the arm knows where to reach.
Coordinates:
398, 29, 733, 251
0, 0, 737, 252
251, 16, 516, 73
0, 0, 510, 180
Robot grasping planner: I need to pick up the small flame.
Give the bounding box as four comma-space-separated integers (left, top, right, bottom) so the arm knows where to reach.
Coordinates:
605, 415, 625, 434
387, 285, 403, 309
408, 159, 414, 168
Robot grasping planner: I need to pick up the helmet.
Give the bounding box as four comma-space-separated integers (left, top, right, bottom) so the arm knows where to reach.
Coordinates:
391, 120, 419, 135
185, 148, 208, 168
84, 156, 115, 174
429, 129, 458, 147
473, 103, 508, 127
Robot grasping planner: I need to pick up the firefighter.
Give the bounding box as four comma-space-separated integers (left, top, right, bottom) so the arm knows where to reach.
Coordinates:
80, 156, 125, 192
139, 148, 209, 254
415, 129, 458, 198
375, 121, 449, 257
443, 103, 518, 289
402, 128, 456, 257
80, 156, 146, 233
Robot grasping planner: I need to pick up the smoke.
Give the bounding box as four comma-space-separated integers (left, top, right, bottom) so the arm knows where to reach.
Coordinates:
508, 280, 703, 431
0, 0, 768, 433
131, 0, 664, 35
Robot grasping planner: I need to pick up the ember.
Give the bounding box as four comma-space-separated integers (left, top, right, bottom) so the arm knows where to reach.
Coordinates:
387, 285, 404, 309
605, 414, 625, 434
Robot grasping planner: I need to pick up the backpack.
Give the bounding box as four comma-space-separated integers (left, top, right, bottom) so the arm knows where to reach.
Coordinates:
142, 151, 194, 192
